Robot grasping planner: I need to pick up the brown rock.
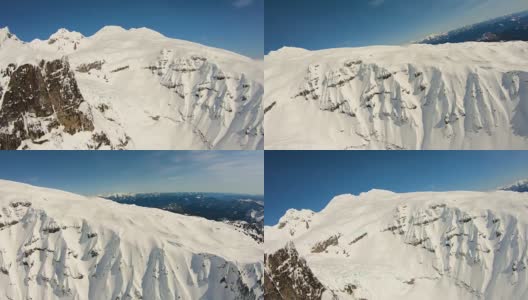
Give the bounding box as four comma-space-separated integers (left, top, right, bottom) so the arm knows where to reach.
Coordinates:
0, 58, 94, 149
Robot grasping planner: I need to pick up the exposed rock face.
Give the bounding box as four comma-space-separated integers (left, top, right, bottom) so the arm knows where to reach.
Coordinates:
265, 43, 528, 150
0, 58, 93, 149
76, 60, 105, 73
311, 234, 341, 253
265, 242, 325, 300
1, 26, 263, 150
148, 49, 264, 148
225, 220, 264, 244
0, 181, 263, 300
266, 190, 528, 299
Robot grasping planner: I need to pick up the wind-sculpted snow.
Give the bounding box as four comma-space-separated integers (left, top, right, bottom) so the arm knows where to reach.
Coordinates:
0, 180, 263, 300
148, 49, 263, 149
0, 26, 263, 149
265, 42, 528, 150
265, 190, 528, 299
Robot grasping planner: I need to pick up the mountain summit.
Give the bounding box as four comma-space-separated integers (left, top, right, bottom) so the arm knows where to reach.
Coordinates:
265, 190, 528, 299
0, 26, 263, 150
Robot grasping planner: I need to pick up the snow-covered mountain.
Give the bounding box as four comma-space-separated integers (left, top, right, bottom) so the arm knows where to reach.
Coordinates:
264, 42, 528, 150
0, 180, 263, 299
265, 190, 528, 299
102, 192, 265, 243
417, 10, 528, 44
0, 26, 263, 150
500, 179, 528, 192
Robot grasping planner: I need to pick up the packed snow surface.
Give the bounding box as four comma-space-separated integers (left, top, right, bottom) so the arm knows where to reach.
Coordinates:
0, 180, 263, 299
0, 26, 263, 150
265, 42, 528, 149
265, 189, 528, 299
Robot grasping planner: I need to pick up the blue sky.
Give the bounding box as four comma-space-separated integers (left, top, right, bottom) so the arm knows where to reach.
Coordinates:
265, 151, 528, 225
265, 0, 528, 53
0, 0, 263, 58
0, 151, 263, 196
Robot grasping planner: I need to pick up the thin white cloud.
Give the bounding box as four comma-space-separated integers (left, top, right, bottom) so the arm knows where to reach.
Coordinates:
369, 0, 385, 7
162, 151, 263, 181
233, 0, 254, 8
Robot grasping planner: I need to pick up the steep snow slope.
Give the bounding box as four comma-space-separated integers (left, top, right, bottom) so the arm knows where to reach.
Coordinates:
265, 42, 528, 149
265, 190, 528, 300
0, 26, 263, 150
0, 180, 263, 299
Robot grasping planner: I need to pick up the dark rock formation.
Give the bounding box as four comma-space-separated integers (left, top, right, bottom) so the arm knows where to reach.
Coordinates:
311, 234, 341, 253
224, 220, 263, 244
76, 60, 105, 73
265, 242, 325, 300
264, 101, 277, 114
0, 58, 94, 149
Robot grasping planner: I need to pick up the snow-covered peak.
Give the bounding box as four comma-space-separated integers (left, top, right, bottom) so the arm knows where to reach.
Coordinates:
0, 27, 11, 39
500, 179, 528, 192
0, 26, 263, 150
266, 189, 528, 299
0, 27, 19, 45
88, 26, 166, 41
129, 27, 166, 38
92, 25, 128, 36
28, 27, 87, 52
266, 46, 310, 59
278, 208, 316, 224
49, 28, 85, 41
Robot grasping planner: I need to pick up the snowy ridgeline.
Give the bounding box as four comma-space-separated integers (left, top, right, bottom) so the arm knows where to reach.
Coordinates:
265, 42, 528, 150
265, 189, 528, 300
0, 180, 263, 300
0, 26, 263, 150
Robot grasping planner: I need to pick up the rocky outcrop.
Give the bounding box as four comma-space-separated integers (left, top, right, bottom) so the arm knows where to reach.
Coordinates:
148, 49, 264, 149
265, 43, 528, 150
225, 220, 264, 244
76, 60, 105, 73
265, 242, 325, 300
0, 58, 94, 149
311, 234, 341, 253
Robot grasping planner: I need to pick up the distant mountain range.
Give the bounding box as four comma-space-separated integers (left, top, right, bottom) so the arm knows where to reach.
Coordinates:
418, 10, 528, 44
103, 192, 264, 242
500, 179, 528, 193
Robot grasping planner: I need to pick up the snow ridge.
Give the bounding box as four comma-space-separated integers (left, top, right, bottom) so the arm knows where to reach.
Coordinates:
0, 180, 263, 299
0, 26, 263, 150
265, 42, 528, 150
265, 190, 528, 299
